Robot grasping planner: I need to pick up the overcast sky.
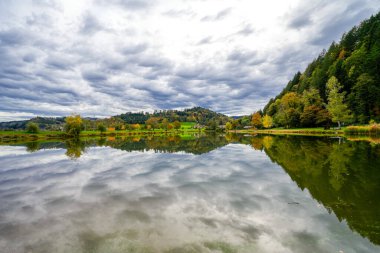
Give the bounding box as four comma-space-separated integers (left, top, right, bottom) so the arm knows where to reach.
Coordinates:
0, 0, 379, 121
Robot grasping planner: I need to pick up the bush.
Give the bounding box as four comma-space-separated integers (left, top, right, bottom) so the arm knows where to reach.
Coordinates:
97, 124, 106, 133
26, 122, 39, 133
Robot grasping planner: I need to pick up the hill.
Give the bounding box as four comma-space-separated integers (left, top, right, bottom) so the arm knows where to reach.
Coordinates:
115, 107, 229, 125
0, 107, 230, 130
0, 117, 65, 130
263, 12, 380, 127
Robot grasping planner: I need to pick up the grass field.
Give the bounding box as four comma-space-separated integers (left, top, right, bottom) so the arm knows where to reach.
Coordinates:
180, 122, 196, 129
0, 130, 63, 135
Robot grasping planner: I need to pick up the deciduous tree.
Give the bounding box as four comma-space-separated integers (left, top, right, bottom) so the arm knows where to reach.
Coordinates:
251, 112, 262, 129
262, 115, 273, 128
326, 76, 353, 128
26, 122, 39, 133
64, 115, 83, 137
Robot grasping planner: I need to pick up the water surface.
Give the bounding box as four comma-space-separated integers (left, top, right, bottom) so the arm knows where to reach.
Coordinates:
0, 134, 379, 253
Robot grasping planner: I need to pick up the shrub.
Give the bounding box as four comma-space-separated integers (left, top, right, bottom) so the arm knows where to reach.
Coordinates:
97, 124, 106, 133
26, 122, 39, 133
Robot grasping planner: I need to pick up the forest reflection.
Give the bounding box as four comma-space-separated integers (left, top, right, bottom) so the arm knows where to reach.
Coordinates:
13, 133, 380, 245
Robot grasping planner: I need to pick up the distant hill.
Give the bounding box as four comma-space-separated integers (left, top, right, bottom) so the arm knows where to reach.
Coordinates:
263, 12, 380, 126
0, 117, 65, 130
115, 107, 230, 125
0, 107, 230, 130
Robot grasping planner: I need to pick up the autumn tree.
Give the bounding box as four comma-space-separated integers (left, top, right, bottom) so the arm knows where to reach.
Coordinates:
300, 106, 325, 127
64, 115, 83, 137
263, 13, 380, 124
173, 120, 181, 130
131, 124, 141, 130
145, 117, 159, 130
326, 76, 353, 128
225, 122, 233, 131
274, 92, 302, 128
161, 118, 169, 130
262, 115, 273, 128
251, 112, 262, 129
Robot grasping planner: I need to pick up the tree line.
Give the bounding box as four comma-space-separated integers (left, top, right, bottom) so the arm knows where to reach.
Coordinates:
263, 12, 380, 128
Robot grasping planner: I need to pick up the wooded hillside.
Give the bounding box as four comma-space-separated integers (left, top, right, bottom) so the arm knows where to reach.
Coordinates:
263, 12, 380, 127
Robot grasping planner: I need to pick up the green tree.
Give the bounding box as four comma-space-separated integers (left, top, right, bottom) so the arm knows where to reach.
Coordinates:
26, 141, 40, 152
326, 76, 353, 128
206, 120, 217, 130
274, 92, 302, 128
26, 122, 39, 133
349, 73, 380, 123
302, 88, 323, 108
97, 124, 106, 133
64, 115, 83, 137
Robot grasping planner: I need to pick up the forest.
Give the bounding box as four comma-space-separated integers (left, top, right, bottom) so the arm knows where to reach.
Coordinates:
263, 12, 380, 128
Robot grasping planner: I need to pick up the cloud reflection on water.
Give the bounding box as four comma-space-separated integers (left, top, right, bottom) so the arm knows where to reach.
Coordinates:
0, 143, 378, 253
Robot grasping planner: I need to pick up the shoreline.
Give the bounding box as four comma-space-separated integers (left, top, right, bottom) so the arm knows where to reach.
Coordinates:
231, 128, 345, 136
0, 129, 204, 143
1, 127, 379, 143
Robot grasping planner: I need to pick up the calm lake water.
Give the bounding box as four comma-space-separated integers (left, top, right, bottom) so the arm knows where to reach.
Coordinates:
0, 134, 379, 253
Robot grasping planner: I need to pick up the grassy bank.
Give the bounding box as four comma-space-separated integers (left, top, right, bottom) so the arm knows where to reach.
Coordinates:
233, 127, 345, 136
0, 129, 203, 143
234, 124, 380, 137
344, 124, 380, 135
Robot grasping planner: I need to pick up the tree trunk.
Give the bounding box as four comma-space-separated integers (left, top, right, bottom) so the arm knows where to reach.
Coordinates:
338, 121, 341, 129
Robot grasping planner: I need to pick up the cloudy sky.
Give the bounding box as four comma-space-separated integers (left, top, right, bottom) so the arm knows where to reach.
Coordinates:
0, 0, 379, 121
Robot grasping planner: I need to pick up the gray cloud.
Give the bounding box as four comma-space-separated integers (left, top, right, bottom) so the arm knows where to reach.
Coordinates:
100, 0, 153, 11
201, 8, 232, 22
197, 36, 213, 45
310, 7, 373, 45
0, 0, 379, 121
288, 14, 312, 29
236, 24, 255, 36
80, 13, 105, 35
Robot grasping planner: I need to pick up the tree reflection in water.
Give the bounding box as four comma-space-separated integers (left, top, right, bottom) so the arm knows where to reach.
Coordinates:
14, 133, 380, 245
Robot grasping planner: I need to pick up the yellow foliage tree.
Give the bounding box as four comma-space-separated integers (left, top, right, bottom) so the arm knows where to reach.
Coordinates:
262, 115, 273, 129
225, 122, 233, 130
64, 115, 83, 137
131, 124, 141, 130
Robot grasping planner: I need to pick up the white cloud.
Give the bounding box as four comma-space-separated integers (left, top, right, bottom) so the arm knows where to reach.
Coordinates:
0, 0, 379, 121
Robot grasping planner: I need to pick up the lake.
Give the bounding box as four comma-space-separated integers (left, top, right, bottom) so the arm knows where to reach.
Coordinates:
0, 134, 379, 253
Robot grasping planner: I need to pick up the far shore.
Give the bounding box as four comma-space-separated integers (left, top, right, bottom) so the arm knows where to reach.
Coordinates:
1, 125, 380, 143
0, 129, 204, 142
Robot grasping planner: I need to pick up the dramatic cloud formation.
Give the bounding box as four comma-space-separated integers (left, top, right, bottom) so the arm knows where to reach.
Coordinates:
0, 0, 379, 120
